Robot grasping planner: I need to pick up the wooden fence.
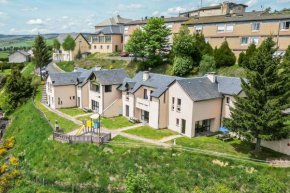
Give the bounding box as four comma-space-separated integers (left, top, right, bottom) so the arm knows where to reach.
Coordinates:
53, 132, 111, 145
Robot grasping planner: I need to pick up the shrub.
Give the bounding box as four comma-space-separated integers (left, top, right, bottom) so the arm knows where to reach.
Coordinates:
238, 52, 245, 66
0, 58, 9, 62
126, 170, 150, 193
199, 54, 216, 74
173, 56, 193, 76
146, 54, 163, 67
109, 65, 114, 69
214, 41, 236, 68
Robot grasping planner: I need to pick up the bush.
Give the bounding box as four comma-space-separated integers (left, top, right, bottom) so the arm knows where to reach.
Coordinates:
0, 62, 24, 70
173, 56, 193, 76
146, 54, 163, 67
199, 54, 216, 74
238, 52, 245, 66
214, 41, 236, 68
0, 58, 8, 62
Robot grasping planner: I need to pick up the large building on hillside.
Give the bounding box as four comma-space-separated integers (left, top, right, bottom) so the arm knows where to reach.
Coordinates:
91, 15, 132, 54
123, 1, 290, 59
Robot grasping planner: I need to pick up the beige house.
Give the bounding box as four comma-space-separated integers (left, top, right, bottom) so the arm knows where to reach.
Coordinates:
53, 33, 90, 61
91, 15, 132, 54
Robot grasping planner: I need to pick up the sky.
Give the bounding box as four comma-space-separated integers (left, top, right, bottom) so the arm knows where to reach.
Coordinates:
0, 0, 289, 35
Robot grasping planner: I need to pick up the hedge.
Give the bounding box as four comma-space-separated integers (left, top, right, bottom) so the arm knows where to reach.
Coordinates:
0, 58, 9, 62
0, 62, 24, 70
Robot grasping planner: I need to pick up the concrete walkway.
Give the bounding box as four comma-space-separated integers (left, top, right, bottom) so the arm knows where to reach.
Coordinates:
73, 113, 93, 118
160, 134, 183, 143
116, 123, 143, 132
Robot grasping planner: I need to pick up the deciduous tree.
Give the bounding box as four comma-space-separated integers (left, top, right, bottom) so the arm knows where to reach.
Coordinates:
52, 38, 61, 51
62, 35, 76, 61
199, 54, 216, 74
224, 37, 290, 153
125, 28, 146, 60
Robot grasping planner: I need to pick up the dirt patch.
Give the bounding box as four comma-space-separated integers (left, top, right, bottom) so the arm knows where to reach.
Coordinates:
212, 159, 229, 167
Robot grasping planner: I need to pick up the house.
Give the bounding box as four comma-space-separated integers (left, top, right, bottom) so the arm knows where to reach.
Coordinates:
27, 49, 34, 58
46, 66, 129, 117
52, 33, 90, 62
118, 71, 183, 129
168, 73, 245, 137
91, 15, 132, 54
9, 50, 31, 63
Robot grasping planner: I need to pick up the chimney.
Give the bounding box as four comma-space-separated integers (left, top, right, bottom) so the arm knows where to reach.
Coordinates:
145, 16, 148, 20
143, 71, 149, 81
95, 64, 102, 71
207, 72, 217, 83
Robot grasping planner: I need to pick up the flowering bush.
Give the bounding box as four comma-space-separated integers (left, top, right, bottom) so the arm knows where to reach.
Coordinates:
109, 65, 114, 69
10, 157, 19, 166
3, 137, 15, 149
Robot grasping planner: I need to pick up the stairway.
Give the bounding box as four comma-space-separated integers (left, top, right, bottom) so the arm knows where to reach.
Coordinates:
41, 85, 47, 104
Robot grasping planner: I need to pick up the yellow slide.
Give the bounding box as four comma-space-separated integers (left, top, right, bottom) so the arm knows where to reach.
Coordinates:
76, 125, 85, 136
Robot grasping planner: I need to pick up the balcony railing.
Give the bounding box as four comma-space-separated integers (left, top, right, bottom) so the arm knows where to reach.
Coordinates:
136, 97, 150, 111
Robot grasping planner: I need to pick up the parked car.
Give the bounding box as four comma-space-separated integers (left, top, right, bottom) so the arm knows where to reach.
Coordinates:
129, 53, 144, 57
41, 67, 47, 76
120, 52, 129, 57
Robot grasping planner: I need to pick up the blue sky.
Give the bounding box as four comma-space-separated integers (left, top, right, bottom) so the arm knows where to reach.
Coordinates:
0, 0, 289, 35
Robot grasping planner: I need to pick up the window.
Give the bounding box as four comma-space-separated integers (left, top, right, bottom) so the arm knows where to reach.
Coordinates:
124, 26, 129, 32
107, 45, 110, 49
177, 99, 181, 112
92, 36, 99, 43
73, 96, 75, 100
100, 45, 103, 49
217, 24, 225, 32
52, 97, 54, 104
226, 97, 230, 104
70, 96, 71, 100
176, 119, 180, 127
92, 100, 99, 111
124, 35, 129, 42
251, 37, 259, 45
121, 36, 123, 43
94, 45, 96, 49
67, 54, 70, 59
252, 22, 260, 31
172, 97, 175, 111
196, 25, 202, 33
241, 37, 249, 45
150, 90, 154, 101
238, 7, 242, 11
105, 85, 112, 92
105, 36, 112, 43
99, 36, 104, 43
226, 23, 234, 32
144, 89, 148, 99
58, 97, 61, 105
281, 21, 290, 30
91, 83, 100, 92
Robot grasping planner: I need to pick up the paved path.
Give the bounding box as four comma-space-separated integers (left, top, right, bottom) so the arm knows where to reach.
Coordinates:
116, 123, 143, 132
73, 113, 93, 118
35, 61, 62, 76
160, 134, 183, 143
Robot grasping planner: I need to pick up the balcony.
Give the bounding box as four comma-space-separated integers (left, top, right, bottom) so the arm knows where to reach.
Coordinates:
136, 97, 150, 111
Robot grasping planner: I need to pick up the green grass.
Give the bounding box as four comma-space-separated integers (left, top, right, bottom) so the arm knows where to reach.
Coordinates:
55, 61, 75, 72
3, 99, 290, 192
0, 40, 53, 49
150, 62, 173, 75
216, 63, 245, 78
0, 69, 11, 75
124, 126, 178, 140
58, 107, 86, 117
0, 52, 9, 58
21, 62, 35, 77
112, 135, 147, 144
35, 86, 79, 133
170, 136, 285, 160
102, 116, 135, 129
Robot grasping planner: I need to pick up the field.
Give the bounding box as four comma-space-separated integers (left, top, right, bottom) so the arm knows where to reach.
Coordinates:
3, 99, 290, 192
0, 52, 9, 58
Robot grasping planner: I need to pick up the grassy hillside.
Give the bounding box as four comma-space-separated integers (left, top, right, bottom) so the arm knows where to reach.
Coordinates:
56, 53, 246, 78
2, 98, 290, 192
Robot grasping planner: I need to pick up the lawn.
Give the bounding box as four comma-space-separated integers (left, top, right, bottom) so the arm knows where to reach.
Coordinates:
170, 136, 285, 160
3, 99, 290, 192
55, 61, 75, 72
216, 63, 245, 78
58, 107, 86, 117
101, 116, 135, 129
0, 69, 11, 75
35, 85, 79, 133
124, 126, 178, 140
0, 52, 9, 58
21, 62, 35, 77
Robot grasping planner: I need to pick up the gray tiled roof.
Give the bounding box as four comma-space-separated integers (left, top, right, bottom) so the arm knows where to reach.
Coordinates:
217, 76, 243, 95
126, 17, 189, 25
18, 50, 31, 56
57, 33, 80, 44
93, 26, 124, 35
95, 15, 132, 27
118, 72, 184, 98
92, 69, 129, 85
50, 72, 82, 86
177, 77, 223, 102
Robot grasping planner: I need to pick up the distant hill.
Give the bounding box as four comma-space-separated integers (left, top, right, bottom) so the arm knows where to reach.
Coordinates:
0, 34, 59, 47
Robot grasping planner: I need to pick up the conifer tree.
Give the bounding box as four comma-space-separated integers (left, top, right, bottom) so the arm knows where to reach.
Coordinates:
33, 34, 51, 80
283, 45, 290, 62
242, 43, 257, 67
224, 37, 290, 153
238, 52, 245, 66
214, 40, 236, 68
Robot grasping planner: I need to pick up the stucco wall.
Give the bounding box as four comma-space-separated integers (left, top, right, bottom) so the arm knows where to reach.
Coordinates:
103, 85, 122, 111
89, 83, 103, 113
122, 92, 135, 118
81, 82, 90, 109
54, 85, 77, 109
261, 139, 290, 155
91, 34, 122, 54
103, 99, 123, 118
9, 52, 29, 63
158, 91, 169, 129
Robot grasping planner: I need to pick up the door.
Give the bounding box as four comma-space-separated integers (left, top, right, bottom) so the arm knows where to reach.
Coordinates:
78, 97, 80, 107
181, 119, 186, 134
126, 105, 129, 117
115, 45, 118, 52
141, 110, 149, 123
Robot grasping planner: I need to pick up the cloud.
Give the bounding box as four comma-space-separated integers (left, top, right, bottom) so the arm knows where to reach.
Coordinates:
0, 12, 8, 19
152, 11, 159, 16
0, 22, 5, 27
158, 6, 188, 16
27, 19, 44, 25
21, 7, 38, 11
277, 0, 290, 3
114, 4, 146, 12
0, 0, 9, 4
62, 16, 69, 19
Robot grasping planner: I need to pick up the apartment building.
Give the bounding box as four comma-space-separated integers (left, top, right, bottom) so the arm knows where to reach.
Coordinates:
118, 71, 183, 129
53, 33, 90, 61
91, 15, 132, 54
123, 17, 189, 49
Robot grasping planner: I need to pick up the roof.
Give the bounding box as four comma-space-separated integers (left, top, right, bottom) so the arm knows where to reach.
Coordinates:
217, 76, 243, 95
125, 17, 189, 25
57, 33, 80, 44
49, 72, 82, 86
91, 69, 129, 85
95, 15, 132, 27
181, 3, 248, 14
177, 77, 223, 102
184, 11, 290, 25
92, 26, 124, 35
118, 72, 184, 98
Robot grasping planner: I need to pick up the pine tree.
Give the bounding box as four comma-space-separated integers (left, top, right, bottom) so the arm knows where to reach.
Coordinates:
238, 52, 245, 66
33, 34, 51, 80
224, 37, 290, 153
283, 45, 290, 62
242, 43, 257, 68
75, 49, 82, 60
214, 40, 236, 68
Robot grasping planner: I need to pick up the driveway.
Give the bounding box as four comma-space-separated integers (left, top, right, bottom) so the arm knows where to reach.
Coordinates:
35, 61, 62, 76
103, 56, 135, 61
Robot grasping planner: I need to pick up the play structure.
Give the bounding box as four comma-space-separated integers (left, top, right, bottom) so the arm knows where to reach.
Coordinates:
76, 114, 101, 136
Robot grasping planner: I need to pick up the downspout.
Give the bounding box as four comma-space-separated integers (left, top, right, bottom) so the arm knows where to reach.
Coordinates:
157, 97, 160, 130
102, 85, 104, 114
277, 20, 281, 46
133, 93, 136, 117
219, 97, 224, 127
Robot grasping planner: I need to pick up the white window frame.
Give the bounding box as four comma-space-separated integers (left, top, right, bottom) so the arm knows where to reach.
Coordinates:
124, 35, 129, 42
124, 26, 129, 32
251, 37, 259, 46
241, 37, 249, 45
252, 22, 260, 31
195, 25, 202, 33
226, 23, 234, 32
205, 37, 210, 43
280, 21, 290, 31
176, 118, 180, 127
217, 24, 225, 32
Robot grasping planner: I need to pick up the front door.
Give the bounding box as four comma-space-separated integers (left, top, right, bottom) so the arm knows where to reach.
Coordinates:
126, 105, 129, 117
115, 45, 118, 52
181, 119, 186, 134
78, 97, 80, 107
141, 110, 149, 123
